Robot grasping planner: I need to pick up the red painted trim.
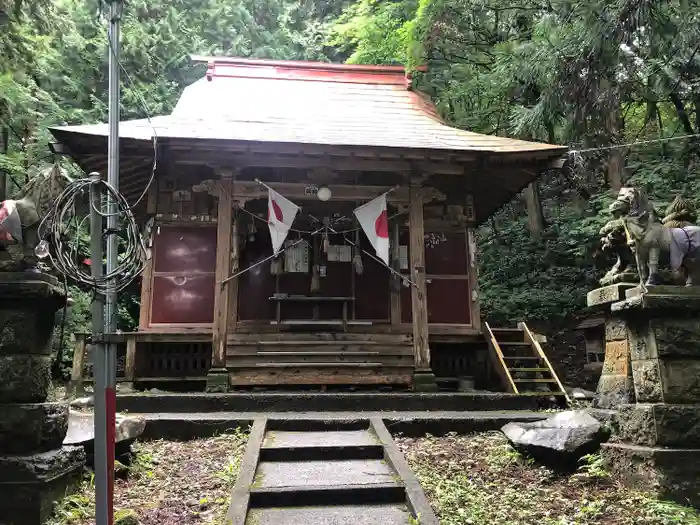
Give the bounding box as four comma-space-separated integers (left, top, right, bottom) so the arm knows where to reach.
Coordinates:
190, 56, 429, 86
106, 387, 116, 525
191, 55, 409, 73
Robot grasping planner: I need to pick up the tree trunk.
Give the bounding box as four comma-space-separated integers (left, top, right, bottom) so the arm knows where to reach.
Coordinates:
523, 181, 545, 238
601, 77, 625, 191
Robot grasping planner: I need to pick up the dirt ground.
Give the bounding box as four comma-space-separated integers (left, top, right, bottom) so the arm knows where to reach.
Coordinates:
49, 429, 700, 525
49, 429, 248, 525
396, 431, 700, 525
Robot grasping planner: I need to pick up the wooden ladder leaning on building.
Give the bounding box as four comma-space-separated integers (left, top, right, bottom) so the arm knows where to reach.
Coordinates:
483, 321, 570, 404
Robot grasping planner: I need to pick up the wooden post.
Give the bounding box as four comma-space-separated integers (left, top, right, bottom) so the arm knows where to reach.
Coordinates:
229, 210, 240, 332
390, 220, 401, 326
467, 227, 481, 330
408, 183, 437, 391
124, 336, 137, 383
138, 184, 158, 329
66, 333, 87, 399
207, 173, 235, 391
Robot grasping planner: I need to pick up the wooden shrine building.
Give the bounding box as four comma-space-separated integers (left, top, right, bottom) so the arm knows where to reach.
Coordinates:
51, 57, 567, 393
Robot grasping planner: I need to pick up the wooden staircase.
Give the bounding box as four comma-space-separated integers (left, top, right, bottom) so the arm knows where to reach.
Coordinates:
483, 321, 569, 403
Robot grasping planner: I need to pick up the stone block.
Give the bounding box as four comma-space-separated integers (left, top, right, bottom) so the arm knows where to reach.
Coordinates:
626, 320, 655, 361
413, 371, 438, 392
0, 309, 57, 357
0, 402, 69, 454
605, 318, 628, 342
631, 359, 663, 402
613, 288, 700, 313
206, 368, 229, 393
614, 403, 700, 447
587, 284, 636, 307
601, 442, 700, 507
601, 340, 629, 375
0, 355, 51, 403
594, 374, 634, 409
659, 359, 700, 404
0, 446, 85, 525
652, 319, 700, 358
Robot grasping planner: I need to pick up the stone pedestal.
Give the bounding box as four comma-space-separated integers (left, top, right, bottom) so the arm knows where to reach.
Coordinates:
0, 274, 86, 524
586, 284, 636, 409
599, 286, 700, 507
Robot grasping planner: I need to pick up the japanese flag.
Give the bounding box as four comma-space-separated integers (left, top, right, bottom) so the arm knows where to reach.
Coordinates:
268, 189, 299, 256
354, 193, 389, 266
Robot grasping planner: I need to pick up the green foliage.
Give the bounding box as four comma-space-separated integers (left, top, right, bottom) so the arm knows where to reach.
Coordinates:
330, 0, 700, 325
399, 432, 700, 525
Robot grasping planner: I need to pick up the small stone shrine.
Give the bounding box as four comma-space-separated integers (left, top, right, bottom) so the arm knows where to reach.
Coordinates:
587, 187, 700, 507
0, 273, 85, 524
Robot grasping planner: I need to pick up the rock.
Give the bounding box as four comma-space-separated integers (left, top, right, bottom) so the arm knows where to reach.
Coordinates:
501, 410, 609, 470
114, 460, 129, 480
571, 387, 596, 400
63, 410, 146, 450
114, 509, 139, 525
70, 396, 94, 409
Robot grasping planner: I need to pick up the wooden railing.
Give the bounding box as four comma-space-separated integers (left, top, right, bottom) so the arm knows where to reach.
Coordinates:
520, 322, 570, 403
482, 321, 518, 393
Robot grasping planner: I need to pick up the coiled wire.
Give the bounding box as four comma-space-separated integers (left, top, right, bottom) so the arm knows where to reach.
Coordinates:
38, 176, 148, 294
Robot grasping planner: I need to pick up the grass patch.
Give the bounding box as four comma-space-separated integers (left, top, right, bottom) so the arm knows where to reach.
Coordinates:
396, 431, 700, 525
49, 427, 249, 525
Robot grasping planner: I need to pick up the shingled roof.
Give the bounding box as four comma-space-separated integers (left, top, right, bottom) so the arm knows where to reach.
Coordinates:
50, 58, 567, 222
52, 57, 565, 155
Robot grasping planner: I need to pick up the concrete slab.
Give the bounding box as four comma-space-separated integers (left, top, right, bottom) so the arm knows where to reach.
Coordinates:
254, 459, 397, 488
135, 410, 548, 440
246, 504, 411, 525
116, 392, 544, 413
263, 430, 379, 449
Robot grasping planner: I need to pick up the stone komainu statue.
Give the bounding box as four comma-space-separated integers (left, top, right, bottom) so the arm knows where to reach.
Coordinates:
614, 187, 700, 287
0, 164, 72, 272
662, 195, 697, 229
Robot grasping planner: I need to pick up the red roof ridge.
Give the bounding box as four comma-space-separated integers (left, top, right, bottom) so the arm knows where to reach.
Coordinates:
190, 55, 427, 87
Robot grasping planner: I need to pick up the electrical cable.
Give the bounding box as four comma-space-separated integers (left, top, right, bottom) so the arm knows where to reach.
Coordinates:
37, 177, 148, 294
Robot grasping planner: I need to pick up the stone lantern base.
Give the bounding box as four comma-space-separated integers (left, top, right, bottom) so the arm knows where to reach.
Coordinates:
0, 273, 86, 524
597, 286, 700, 508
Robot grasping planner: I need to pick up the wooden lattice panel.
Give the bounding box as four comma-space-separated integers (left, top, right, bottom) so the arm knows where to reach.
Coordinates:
137, 341, 212, 379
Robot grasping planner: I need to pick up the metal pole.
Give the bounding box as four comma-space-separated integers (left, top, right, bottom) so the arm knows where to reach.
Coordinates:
102, 2, 122, 525
89, 172, 109, 525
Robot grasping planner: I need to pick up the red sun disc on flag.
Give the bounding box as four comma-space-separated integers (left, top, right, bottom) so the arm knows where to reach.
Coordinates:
375, 210, 388, 238
269, 199, 284, 222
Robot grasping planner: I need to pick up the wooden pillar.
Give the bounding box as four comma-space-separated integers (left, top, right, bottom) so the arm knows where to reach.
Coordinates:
229, 210, 240, 332
408, 183, 437, 391
467, 227, 481, 330
124, 336, 137, 385
207, 173, 235, 391
390, 220, 401, 326
138, 184, 158, 329
65, 333, 87, 399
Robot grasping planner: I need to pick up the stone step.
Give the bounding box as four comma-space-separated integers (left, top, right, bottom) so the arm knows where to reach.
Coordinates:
254, 458, 398, 489
260, 429, 384, 460
135, 411, 547, 440
263, 429, 379, 449
246, 504, 412, 525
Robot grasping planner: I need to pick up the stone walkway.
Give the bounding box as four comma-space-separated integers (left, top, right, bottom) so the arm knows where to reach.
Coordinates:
228, 418, 438, 525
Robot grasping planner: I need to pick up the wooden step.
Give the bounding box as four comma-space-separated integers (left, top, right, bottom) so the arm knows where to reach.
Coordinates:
508, 368, 550, 373
502, 356, 540, 360
231, 362, 397, 368
229, 333, 412, 344
513, 378, 558, 383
